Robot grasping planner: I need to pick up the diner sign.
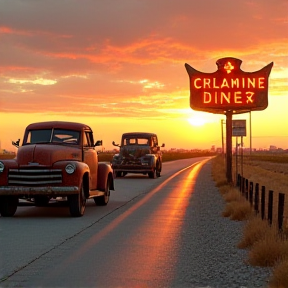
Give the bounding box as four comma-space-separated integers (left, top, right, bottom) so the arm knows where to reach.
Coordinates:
185, 57, 273, 114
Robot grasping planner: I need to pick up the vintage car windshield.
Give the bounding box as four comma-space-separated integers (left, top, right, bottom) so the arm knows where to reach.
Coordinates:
123, 138, 149, 146
25, 129, 80, 145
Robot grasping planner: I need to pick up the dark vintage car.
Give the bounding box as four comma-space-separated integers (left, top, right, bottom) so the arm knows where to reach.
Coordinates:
0, 121, 114, 217
112, 132, 165, 178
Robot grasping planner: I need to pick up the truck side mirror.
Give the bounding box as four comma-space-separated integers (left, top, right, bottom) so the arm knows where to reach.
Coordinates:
112, 141, 120, 147
12, 139, 20, 148
94, 140, 102, 147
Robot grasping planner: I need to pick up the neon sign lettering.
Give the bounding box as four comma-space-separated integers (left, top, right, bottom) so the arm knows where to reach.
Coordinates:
202, 91, 255, 105
193, 77, 265, 89
185, 57, 273, 114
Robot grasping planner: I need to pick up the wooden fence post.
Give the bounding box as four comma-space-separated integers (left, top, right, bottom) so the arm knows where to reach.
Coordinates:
245, 179, 249, 200
241, 177, 245, 195
261, 186, 265, 220
278, 193, 285, 231
254, 183, 259, 214
268, 190, 273, 225
249, 182, 253, 206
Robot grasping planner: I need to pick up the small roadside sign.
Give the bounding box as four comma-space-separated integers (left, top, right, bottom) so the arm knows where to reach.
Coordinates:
232, 120, 246, 137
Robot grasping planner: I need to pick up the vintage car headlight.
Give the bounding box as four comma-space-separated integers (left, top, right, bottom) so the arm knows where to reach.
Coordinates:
0, 161, 4, 173
65, 163, 76, 174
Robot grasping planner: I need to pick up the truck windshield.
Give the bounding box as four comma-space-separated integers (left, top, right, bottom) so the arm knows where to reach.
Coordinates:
25, 129, 80, 145
123, 138, 149, 146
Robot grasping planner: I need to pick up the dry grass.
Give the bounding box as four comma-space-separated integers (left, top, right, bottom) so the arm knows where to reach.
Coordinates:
222, 198, 253, 221
238, 217, 288, 268
212, 156, 253, 221
212, 154, 288, 287
0, 154, 16, 160
269, 259, 288, 288
218, 184, 232, 195
211, 155, 228, 187
222, 187, 242, 202
241, 163, 288, 196
238, 216, 272, 249
248, 234, 288, 267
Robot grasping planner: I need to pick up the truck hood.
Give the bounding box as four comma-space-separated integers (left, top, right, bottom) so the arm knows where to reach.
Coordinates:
17, 144, 82, 166
119, 145, 151, 159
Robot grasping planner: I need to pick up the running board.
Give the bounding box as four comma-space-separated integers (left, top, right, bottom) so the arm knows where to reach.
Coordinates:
88, 190, 105, 198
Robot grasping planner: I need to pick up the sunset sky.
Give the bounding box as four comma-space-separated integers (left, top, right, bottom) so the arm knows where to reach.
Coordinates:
0, 0, 287, 151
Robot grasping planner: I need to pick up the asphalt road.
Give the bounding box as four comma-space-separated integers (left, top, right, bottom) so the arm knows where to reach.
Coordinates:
0, 157, 270, 288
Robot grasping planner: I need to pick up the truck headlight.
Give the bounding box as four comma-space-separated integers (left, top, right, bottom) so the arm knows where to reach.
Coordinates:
65, 163, 76, 174
0, 162, 4, 173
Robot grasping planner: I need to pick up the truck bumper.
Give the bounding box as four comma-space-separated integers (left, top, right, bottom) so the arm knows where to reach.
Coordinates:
0, 186, 79, 196
113, 166, 154, 173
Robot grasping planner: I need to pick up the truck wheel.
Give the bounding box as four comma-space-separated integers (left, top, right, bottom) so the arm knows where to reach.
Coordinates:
156, 161, 161, 177
68, 182, 86, 217
94, 178, 110, 206
0, 196, 18, 217
156, 169, 161, 177
148, 169, 156, 179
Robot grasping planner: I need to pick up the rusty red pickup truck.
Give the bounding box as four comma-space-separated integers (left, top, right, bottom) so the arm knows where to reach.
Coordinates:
0, 121, 114, 217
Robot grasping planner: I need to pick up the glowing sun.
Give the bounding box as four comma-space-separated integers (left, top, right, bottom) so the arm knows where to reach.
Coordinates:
187, 117, 206, 127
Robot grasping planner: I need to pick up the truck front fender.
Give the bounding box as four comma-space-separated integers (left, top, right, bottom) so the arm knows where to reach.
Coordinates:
97, 162, 114, 191
53, 160, 90, 188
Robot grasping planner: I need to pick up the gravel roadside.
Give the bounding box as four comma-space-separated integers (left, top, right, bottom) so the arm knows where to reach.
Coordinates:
170, 160, 271, 288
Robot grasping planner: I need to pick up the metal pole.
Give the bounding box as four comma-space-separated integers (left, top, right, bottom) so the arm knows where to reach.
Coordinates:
235, 137, 238, 184
226, 111, 233, 183
250, 111, 252, 155
241, 136, 244, 176
221, 119, 225, 156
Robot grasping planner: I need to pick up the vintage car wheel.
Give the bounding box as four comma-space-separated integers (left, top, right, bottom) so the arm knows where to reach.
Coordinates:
94, 178, 110, 206
34, 196, 51, 206
68, 182, 86, 217
156, 165, 161, 177
0, 196, 18, 217
148, 169, 156, 179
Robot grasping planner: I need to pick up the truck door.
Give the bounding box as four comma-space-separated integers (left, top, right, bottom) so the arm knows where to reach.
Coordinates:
83, 131, 98, 190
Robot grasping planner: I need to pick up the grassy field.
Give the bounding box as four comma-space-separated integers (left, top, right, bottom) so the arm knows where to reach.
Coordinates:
0, 154, 16, 160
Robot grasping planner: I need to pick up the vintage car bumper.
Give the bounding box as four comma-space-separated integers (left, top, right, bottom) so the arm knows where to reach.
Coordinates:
0, 186, 79, 196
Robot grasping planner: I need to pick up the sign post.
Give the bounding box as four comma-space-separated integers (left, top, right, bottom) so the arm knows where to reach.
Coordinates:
232, 120, 246, 183
185, 57, 273, 183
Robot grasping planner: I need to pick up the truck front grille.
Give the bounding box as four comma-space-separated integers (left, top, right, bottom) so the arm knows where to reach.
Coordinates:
8, 169, 62, 186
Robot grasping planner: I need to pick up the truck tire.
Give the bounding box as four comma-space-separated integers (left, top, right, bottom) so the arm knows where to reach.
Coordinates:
156, 167, 161, 177
148, 169, 156, 179
0, 196, 18, 217
68, 181, 86, 217
94, 178, 110, 206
